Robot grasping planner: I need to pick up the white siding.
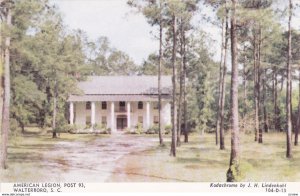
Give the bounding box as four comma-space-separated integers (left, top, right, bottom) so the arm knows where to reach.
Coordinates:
74, 101, 171, 130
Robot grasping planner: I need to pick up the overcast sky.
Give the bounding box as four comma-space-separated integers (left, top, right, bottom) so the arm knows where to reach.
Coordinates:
51, 0, 161, 65
51, 0, 300, 65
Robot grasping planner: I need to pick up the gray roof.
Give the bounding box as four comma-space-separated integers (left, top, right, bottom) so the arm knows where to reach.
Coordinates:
69, 76, 172, 102
69, 94, 171, 102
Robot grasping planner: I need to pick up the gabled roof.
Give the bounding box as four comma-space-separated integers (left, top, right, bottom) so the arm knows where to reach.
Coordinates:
76, 76, 172, 95
68, 75, 172, 102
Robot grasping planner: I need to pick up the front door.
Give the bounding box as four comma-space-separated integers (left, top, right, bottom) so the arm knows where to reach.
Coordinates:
117, 116, 127, 130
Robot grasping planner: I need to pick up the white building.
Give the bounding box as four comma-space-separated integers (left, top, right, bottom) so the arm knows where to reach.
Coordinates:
68, 76, 172, 132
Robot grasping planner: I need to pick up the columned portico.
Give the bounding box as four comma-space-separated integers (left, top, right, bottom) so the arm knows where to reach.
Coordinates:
127, 102, 131, 129
69, 102, 74, 125
68, 75, 172, 131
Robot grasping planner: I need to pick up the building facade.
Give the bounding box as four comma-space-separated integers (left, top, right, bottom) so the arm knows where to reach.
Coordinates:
68, 76, 172, 132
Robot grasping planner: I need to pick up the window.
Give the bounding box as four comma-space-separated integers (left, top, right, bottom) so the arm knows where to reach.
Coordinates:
153, 102, 159, 110
119, 101, 126, 112
86, 115, 91, 126
138, 101, 143, 109
86, 102, 91, 110
138, 116, 143, 124
102, 116, 107, 126
102, 102, 107, 110
154, 116, 159, 124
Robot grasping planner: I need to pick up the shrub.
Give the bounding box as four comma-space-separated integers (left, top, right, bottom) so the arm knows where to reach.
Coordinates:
135, 123, 144, 134
146, 124, 159, 134
164, 124, 172, 134
106, 128, 111, 134
63, 124, 77, 132
124, 127, 132, 134
93, 123, 106, 130
85, 123, 92, 129
10, 119, 21, 136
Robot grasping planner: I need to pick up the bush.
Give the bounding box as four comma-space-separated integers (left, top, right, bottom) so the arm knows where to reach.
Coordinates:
146, 124, 159, 134
10, 119, 22, 136
164, 124, 172, 134
85, 123, 92, 129
136, 123, 144, 134
64, 124, 77, 132
92, 123, 106, 130
54, 124, 76, 133
106, 128, 111, 134
124, 127, 132, 134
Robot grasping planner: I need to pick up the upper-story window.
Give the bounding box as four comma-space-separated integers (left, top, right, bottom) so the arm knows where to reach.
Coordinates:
119, 101, 126, 112
138, 101, 143, 109
86, 102, 91, 110
153, 102, 159, 110
102, 102, 107, 110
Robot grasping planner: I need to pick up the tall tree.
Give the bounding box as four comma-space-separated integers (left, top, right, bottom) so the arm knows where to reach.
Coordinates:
286, 0, 293, 158
127, 0, 166, 145
170, 13, 177, 157
0, 0, 11, 169
157, 1, 164, 145
218, 0, 229, 150
226, 0, 240, 182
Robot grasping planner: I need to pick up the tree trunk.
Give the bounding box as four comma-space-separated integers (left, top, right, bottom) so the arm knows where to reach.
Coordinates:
273, 67, 277, 130
52, 79, 58, 138
183, 27, 188, 143
220, 5, 229, 150
216, 17, 225, 146
242, 51, 247, 133
253, 34, 259, 142
286, 0, 293, 158
158, 12, 163, 145
1, 5, 11, 169
226, 0, 240, 182
263, 68, 269, 133
170, 14, 177, 157
258, 28, 263, 144
177, 18, 185, 147
295, 69, 299, 146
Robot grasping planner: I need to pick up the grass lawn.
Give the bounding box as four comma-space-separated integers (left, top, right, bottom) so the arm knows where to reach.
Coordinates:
108, 132, 300, 182
0, 128, 299, 182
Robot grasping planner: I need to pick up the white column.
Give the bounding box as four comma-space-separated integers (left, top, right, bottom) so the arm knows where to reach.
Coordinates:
127, 102, 131, 129
91, 102, 95, 126
69, 102, 74, 125
111, 102, 115, 132
146, 102, 150, 129
162, 102, 171, 125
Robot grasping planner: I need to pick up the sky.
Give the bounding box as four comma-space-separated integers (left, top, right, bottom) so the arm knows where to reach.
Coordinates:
51, 0, 300, 65
51, 0, 160, 65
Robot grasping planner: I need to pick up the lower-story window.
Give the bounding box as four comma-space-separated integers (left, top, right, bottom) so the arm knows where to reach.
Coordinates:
138, 116, 143, 124
153, 116, 159, 124
102, 116, 107, 126
86, 115, 91, 127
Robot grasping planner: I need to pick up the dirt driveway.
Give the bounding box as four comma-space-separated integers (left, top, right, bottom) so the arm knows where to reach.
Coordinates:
1, 133, 158, 182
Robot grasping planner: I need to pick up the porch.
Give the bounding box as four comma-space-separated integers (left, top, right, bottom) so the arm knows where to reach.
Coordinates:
69, 101, 171, 132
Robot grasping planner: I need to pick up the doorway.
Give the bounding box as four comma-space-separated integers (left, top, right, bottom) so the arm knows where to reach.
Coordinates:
117, 115, 127, 130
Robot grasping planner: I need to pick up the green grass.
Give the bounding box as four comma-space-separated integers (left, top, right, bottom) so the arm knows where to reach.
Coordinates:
108, 132, 300, 182
0, 127, 299, 182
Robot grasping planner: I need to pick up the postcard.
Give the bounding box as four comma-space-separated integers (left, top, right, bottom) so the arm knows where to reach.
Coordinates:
0, 0, 299, 195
